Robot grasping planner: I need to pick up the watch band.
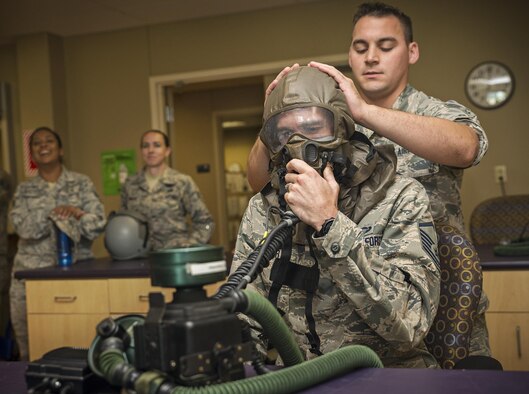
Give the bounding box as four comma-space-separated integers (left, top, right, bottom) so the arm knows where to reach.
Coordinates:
315, 218, 335, 237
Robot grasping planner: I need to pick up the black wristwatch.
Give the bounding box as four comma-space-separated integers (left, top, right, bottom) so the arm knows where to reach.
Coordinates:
314, 218, 335, 237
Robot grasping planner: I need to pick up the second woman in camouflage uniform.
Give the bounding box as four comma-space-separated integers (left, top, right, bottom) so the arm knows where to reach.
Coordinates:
120, 130, 214, 250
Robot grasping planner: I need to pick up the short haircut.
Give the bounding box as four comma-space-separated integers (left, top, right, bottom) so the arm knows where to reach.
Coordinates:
30, 126, 63, 148
353, 2, 414, 44
141, 129, 170, 147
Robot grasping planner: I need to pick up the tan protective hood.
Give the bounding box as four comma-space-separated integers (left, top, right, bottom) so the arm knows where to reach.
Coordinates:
262, 66, 355, 151
260, 66, 397, 224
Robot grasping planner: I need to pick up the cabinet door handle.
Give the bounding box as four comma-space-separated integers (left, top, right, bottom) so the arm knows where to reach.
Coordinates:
54, 296, 77, 303
138, 295, 149, 302
516, 325, 522, 358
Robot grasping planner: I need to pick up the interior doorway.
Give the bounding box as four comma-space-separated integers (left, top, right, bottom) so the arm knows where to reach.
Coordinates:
169, 78, 264, 250
217, 110, 262, 252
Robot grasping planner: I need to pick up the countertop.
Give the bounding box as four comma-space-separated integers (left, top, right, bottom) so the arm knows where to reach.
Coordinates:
13, 244, 529, 282
14, 257, 151, 280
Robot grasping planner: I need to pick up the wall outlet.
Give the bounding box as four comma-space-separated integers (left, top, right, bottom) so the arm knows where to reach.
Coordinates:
494, 165, 508, 183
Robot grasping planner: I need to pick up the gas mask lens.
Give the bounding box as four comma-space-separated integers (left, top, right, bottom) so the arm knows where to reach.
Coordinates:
260, 106, 335, 153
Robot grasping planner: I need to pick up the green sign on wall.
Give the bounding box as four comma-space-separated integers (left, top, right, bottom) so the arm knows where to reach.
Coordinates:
101, 149, 136, 195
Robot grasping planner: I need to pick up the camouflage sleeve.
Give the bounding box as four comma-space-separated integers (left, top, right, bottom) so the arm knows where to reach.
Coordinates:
181, 176, 214, 244
10, 183, 53, 240
120, 180, 129, 210
426, 99, 488, 166
315, 180, 440, 351
231, 197, 263, 272
77, 176, 106, 240
231, 197, 270, 354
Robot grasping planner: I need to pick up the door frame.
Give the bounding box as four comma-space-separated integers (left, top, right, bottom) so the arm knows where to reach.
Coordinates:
148, 54, 348, 131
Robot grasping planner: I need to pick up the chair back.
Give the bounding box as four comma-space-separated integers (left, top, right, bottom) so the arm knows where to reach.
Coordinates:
470, 195, 529, 245
425, 224, 482, 369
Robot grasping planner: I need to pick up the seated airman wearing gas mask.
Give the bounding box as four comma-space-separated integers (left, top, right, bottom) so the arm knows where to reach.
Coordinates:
230, 66, 441, 368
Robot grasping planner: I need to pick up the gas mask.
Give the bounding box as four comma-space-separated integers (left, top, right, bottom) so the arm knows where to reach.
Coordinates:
260, 67, 357, 197
260, 105, 353, 191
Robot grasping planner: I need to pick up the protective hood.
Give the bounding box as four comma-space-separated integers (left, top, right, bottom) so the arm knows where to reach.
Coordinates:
260, 66, 398, 227
261, 67, 355, 185
262, 66, 354, 142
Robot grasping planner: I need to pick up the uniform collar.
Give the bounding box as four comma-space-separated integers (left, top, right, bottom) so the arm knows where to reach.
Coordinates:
392, 84, 415, 112
139, 167, 178, 191
35, 165, 72, 187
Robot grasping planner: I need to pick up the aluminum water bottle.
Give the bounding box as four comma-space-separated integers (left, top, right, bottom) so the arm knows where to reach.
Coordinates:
56, 226, 73, 267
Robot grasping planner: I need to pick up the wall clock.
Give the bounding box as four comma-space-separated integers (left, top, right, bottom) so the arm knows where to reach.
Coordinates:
465, 61, 514, 109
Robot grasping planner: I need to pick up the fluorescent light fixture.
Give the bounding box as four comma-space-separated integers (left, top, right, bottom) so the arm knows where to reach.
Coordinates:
222, 121, 247, 128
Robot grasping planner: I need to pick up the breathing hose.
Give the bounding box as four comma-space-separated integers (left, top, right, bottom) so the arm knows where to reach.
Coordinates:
214, 213, 299, 299
229, 289, 304, 367
93, 290, 383, 394
98, 342, 382, 394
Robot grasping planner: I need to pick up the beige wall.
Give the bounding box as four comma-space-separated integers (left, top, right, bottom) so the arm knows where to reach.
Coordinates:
1, 0, 528, 257
405, 0, 529, 229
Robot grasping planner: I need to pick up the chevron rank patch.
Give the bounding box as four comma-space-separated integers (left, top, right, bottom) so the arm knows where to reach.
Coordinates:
419, 222, 440, 270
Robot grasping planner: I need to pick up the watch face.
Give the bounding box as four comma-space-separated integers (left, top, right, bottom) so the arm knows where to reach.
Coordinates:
465, 61, 514, 109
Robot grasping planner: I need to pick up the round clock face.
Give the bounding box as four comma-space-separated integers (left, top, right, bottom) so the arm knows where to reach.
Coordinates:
465, 61, 514, 109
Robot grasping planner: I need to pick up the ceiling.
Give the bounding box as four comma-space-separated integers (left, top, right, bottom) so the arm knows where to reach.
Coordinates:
0, 0, 322, 45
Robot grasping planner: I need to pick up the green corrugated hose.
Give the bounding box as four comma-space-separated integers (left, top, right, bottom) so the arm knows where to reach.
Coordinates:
242, 289, 304, 366
96, 290, 383, 394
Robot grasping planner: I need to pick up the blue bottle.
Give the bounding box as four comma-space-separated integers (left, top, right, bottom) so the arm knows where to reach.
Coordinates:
56, 226, 73, 267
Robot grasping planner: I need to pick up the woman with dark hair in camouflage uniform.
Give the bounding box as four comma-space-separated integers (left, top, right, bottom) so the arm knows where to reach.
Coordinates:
9, 127, 106, 360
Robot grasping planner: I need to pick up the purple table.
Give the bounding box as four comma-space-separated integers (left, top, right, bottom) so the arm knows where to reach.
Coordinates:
3, 362, 529, 394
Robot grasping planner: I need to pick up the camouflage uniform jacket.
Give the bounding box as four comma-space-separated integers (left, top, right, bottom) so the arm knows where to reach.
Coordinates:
10, 167, 106, 271
0, 169, 13, 256
356, 84, 488, 233
121, 167, 214, 250
232, 175, 441, 368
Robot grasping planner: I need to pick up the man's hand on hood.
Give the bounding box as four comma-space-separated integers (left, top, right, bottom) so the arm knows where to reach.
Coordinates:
284, 159, 339, 232
308, 61, 368, 123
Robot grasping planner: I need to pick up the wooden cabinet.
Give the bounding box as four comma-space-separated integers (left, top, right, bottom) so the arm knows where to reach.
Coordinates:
483, 270, 529, 370
27, 314, 108, 361
26, 277, 222, 360
26, 279, 110, 360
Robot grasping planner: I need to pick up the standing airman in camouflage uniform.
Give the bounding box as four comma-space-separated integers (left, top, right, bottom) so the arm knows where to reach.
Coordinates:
10, 127, 106, 360
357, 86, 487, 233
121, 130, 213, 250
248, 2, 490, 358
232, 66, 441, 368
0, 169, 13, 341
310, 2, 490, 357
